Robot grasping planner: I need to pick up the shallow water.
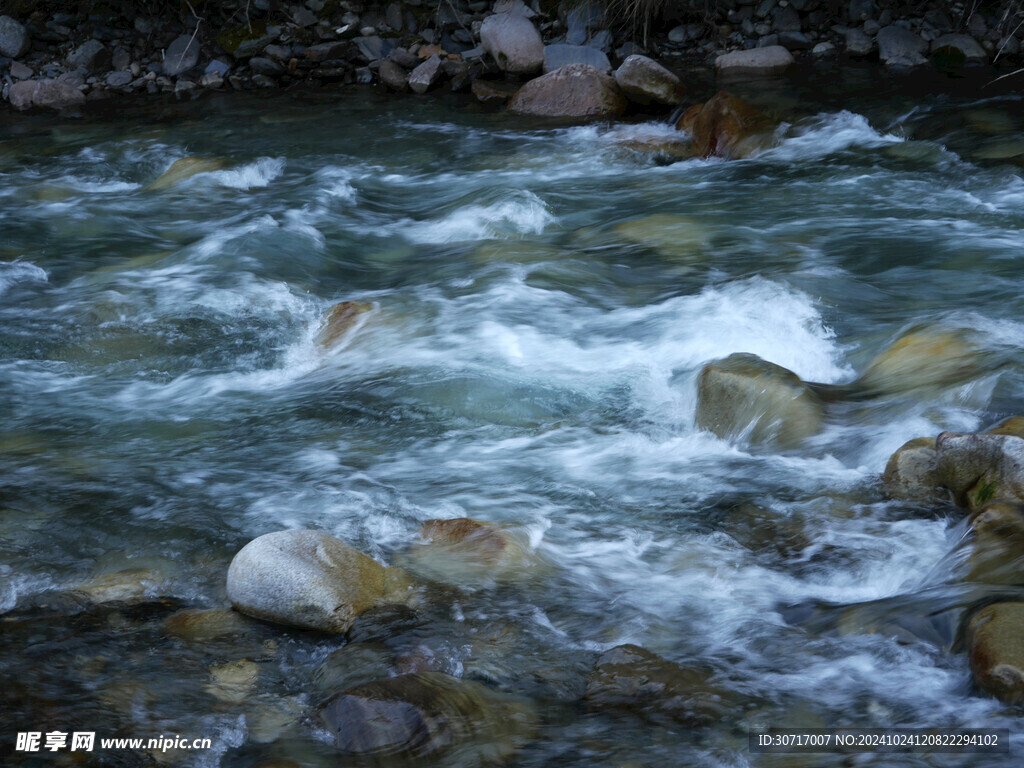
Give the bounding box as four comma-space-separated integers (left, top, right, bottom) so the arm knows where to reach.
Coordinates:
3, 66, 1024, 766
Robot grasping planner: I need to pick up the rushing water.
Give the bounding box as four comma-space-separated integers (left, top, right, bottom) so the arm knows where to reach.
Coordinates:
4, 64, 1024, 766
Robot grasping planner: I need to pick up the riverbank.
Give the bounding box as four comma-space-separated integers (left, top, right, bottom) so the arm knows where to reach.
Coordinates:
2, 1, 1023, 116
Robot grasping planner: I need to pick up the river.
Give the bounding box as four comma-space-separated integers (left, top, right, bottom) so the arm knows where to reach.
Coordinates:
3, 64, 1024, 766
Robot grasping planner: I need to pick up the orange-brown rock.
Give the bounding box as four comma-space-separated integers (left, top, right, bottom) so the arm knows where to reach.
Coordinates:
685, 91, 775, 160
507, 63, 627, 119
419, 518, 511, 559
403, 517, 543, 585
675, 103, 703, 133
316, 301, 372, 348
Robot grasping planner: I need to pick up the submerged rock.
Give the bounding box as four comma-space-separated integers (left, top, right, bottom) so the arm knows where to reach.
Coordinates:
315, 300, 372, 349
612, 213, 711, 260
685, 91, 776, 160
507, 63, 627, 119
226, 529, 415, 634
163, 608, 255, 641
72, 568, 175, 605
480, 12, 544, 74
584, 644, 732, 725
146, 157, 228, 191
402, 517, 543, 585
316, 671, 537, 759
715, 45, 794, 76
206, 659, 259, 704
614, 54, 684, 106
968, 602, 1024, 704
695, 353, 824, 448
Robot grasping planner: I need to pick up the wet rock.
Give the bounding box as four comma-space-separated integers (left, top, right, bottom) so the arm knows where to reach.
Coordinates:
387, 47, 421, 69
882, 437, 942, 501
146, 157, 228, 191
614, 54, 683, 106
542, 44, 611, 74
314, 641, 394, 695
8, 79, 86, 112
206, 659, 259, 704
72, 568, 174, 605
0, 15, 30, 59
67, 40, 111, 73
316, 301, 372, 348
379, 60, 409, 91
931, 34, 988, 67
306, 41, 349, 62
876, 25, 928, 67
853, 328, 980, 397
317, 672, 536, 759
163, 33, 201, 77
226, 529, 415, 634
408, 55, 443, 94
934, 431, 1024, 511
480, 12, 544, 74
695, 353, 823, 448
507, 63, 627, 119
687, 90, 776, 160
968, 602, 1024, 704
968, 501, 1024, 584
612, 213, 711, 260
715, 44, 794, 76
163, 608, 255, 641
402, 517, 542, 585
471, 78, 519, 104
584, 644, 732, 725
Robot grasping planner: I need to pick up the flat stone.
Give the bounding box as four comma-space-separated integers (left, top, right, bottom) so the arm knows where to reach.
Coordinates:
204, 59, 231, 77
9, 60, 32, 79
306, 40, 349, 62
408, 54, 443, 94
163, 33, 201, 77
105, 71, 133, 87
715, 44, 794, 75
543, 44, 611, 74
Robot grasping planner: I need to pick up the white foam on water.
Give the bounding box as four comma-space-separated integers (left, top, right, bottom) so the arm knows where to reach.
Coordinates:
763, 111, 905, 162
0, 261, 47, 297
206, 156, 285, 190
52, 176, 141, 194
402, 190, 556, 243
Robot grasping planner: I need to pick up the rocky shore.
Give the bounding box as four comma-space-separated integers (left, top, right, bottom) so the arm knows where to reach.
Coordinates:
1, 0, 1021, 116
